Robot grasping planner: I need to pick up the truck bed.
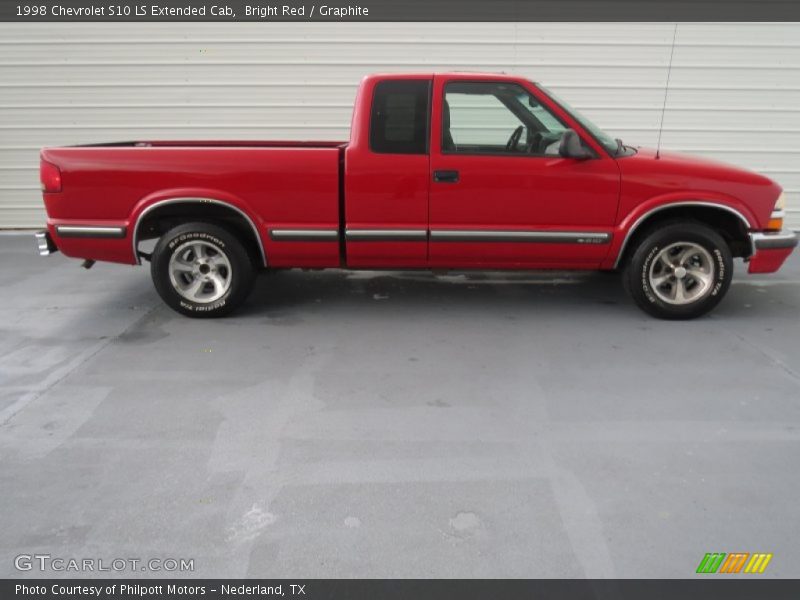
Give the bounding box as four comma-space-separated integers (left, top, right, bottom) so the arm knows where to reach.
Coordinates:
41, 142, 345, 267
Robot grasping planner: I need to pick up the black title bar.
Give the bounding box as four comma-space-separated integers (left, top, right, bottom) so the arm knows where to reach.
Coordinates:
2, 0, 800, 21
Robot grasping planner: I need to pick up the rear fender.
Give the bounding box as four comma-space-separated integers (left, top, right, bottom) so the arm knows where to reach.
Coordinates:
130, 188, 266, 266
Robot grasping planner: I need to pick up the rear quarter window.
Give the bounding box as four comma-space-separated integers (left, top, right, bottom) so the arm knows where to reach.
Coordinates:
369, 80, 430, 155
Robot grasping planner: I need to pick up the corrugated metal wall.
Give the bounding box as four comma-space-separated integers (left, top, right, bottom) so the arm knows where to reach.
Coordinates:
1, 22, 798, 229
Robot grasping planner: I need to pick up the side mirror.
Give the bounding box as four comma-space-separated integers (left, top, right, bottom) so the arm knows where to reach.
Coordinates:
558, 129, 593, 160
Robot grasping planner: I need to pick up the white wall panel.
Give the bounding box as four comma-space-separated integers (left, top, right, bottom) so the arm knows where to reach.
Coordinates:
0, 22, 798, 228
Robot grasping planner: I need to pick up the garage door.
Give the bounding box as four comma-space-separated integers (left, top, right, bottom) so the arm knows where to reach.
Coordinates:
1, 22, 798, 229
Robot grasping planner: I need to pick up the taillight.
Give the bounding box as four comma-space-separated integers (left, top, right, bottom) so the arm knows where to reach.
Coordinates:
767, 192, 785, 231
40, 160, 62, 193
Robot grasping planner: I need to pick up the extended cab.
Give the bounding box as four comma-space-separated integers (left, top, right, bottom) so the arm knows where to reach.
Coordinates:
37, 73, 797, 319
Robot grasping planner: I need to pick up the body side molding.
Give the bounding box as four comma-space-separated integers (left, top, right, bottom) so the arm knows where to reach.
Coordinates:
345, 228, 428, 241
56, 225, 127, 238
430, 230, 611, 244
269, 229, 339, 241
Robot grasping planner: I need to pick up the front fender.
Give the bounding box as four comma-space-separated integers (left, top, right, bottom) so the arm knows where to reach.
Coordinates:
604, 193, 757, 269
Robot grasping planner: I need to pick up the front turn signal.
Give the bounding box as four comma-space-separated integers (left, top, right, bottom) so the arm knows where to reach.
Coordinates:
767, 217, 784, 231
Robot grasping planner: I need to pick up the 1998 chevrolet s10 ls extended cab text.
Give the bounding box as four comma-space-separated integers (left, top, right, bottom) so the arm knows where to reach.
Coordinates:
36, 72, 797, 319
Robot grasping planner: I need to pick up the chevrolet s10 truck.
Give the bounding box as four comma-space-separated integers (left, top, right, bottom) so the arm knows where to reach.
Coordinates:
36, 72, 797, 319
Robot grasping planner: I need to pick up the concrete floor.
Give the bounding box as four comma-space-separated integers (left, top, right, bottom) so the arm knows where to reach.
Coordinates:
0, 232, 798, 579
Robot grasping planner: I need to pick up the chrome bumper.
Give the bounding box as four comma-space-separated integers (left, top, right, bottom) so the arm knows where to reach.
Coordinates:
34, 230, 58, 256
750, 229, 799, 251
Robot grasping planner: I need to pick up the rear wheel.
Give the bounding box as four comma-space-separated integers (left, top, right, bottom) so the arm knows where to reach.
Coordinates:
151, 222, 256, 318
624, 222, 732, 319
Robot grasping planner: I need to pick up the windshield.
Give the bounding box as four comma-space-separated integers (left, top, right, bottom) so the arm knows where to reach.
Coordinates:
534, 84, 622, 155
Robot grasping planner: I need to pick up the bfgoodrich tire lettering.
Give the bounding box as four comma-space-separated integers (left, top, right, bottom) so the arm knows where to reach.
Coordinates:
625, 222, 732, 319
151, 222, 256, 318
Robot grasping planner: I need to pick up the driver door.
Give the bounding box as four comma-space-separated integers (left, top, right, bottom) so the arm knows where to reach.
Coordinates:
428, 76, 621, 268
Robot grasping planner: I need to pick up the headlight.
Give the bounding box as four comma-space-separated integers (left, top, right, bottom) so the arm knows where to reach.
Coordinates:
774, 192, 786, 212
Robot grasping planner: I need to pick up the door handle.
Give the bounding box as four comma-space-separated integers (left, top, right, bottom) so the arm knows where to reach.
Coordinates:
433, 170, 459, 183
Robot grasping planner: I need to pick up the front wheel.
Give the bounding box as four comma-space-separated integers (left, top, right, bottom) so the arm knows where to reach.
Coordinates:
151, 222, 256, 318
624, 223, 733, 320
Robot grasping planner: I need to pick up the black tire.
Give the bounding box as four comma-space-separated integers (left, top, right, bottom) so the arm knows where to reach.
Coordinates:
150, 222, 256, 318
624, 222, 733, 320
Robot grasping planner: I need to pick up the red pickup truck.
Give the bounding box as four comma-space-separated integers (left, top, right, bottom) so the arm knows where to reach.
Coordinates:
37, 72, 796, 319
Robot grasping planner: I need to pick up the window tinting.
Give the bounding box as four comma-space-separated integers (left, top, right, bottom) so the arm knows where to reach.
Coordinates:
370, 80, 430, 154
